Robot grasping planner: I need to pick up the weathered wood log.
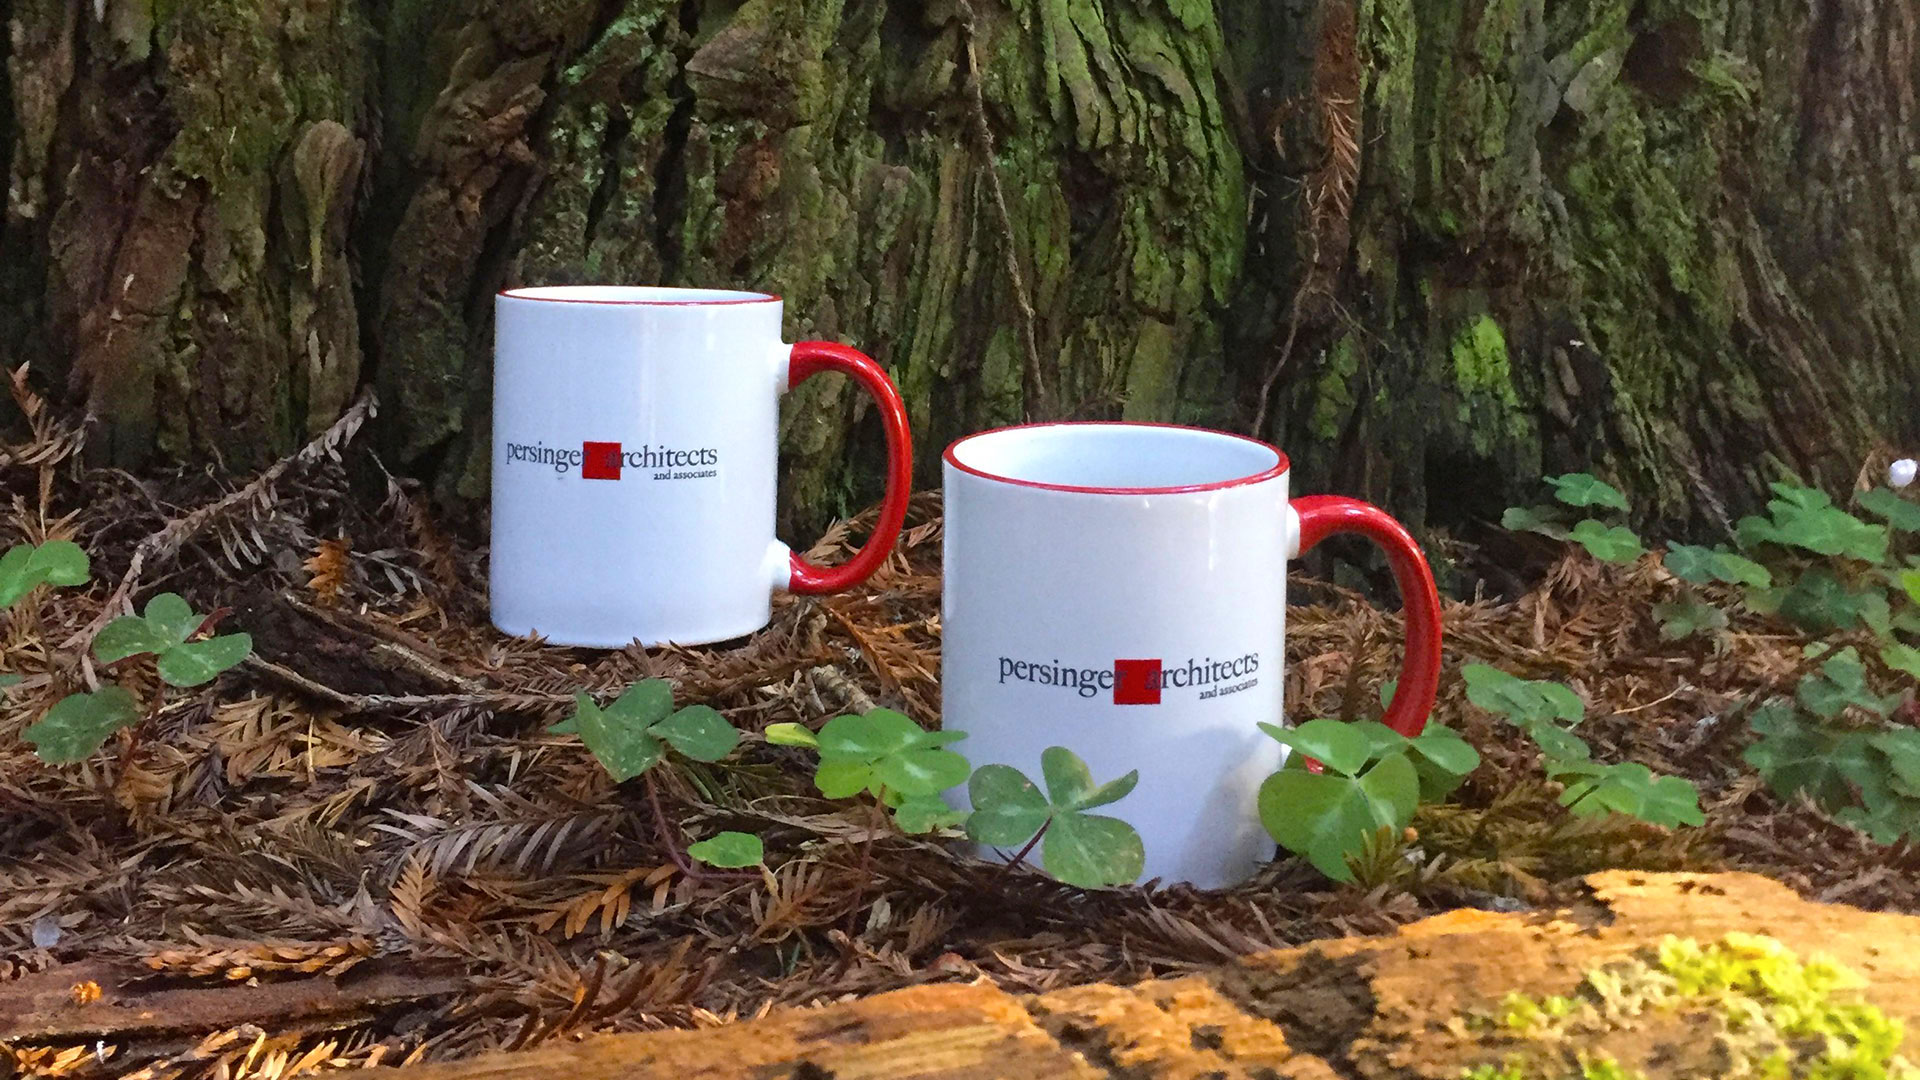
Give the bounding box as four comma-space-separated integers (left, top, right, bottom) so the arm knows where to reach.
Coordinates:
391, 871, 1920, 1079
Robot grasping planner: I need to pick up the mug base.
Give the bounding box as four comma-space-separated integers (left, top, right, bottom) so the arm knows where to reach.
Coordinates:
490, 616, 771, 650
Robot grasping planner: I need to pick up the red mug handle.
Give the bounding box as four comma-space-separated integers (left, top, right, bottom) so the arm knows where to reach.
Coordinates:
786, 342, 913, 594
1290, 496, 1443, 736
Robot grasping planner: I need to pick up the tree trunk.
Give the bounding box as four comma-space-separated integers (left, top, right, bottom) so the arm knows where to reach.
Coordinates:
3, 0, 1916, 539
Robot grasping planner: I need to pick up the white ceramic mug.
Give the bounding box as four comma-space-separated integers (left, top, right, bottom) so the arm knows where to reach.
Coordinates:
491, 287, 911, 648
941, 422, 1442, 888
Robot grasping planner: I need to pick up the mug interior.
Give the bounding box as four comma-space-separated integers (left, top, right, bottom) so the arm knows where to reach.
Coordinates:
945, 423, 1286, 494
499, 286, 777, 305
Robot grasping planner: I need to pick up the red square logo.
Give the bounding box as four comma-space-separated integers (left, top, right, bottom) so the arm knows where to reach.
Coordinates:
1112, 659, 1162, 705
582, 441, 622, 481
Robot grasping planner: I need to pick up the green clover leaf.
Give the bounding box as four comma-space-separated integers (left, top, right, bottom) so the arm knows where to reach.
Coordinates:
1857, 488, 1920, 533
1258, 750, 1418, 883
965, 748, 1143, 889
24, 688, 140, 764
651, 704, 740, 762
1256, 718, 1371, 776
1501, 505, 1570, 541
892, 795, 970, 835
1654, 595, 1729, 641
687, 832, 764, 868
811, 709, 968, 802
548, 680, 741, 782
0, 541, 91, 608
157, 633, 253, 688
1547, 473, 1630, 512
763, 722, 820, 749
90, 592, 251, 686
1550, 760, 1702, 827
1569, 520, 1645, 564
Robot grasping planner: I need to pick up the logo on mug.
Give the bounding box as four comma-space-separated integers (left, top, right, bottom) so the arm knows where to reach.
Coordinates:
997, 653, 1261, 705
503, 439, 720, 482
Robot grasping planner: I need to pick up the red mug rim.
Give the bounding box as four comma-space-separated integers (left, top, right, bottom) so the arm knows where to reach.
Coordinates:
943, 421, 1291, 496
497, 286, 782, 307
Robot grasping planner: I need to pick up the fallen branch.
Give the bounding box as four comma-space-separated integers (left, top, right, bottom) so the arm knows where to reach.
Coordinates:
243, 655, 571, 714
67, 389, 378, 650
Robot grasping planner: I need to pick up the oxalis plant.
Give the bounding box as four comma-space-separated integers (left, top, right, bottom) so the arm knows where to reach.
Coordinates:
767, 713, 1146, 888
552, 699, 1146, 888
1256, 715, 1481, 882
26, 592, 254, 763
1505, 467, 1920, 845
0, 537, 253, 764
547, 679, 764, 870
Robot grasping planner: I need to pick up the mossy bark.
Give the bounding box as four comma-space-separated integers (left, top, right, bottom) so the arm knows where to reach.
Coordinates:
3, 0, 1915, 536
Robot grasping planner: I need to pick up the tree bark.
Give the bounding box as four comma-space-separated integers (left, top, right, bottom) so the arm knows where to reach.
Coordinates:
2, 0, 1915, 537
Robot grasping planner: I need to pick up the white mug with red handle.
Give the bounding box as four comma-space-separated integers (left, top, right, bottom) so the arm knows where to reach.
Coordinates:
491, 286, 911, 648
941, 422, 1443, 888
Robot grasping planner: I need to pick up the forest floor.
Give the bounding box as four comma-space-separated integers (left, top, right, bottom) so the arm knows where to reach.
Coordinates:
1, 388, 1916, 1079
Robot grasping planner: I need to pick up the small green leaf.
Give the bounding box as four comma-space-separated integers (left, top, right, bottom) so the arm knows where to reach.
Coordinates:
966, 764, 1051, 846
813, 759, 873, 800
0, 546, 35, 607
817, 709, 925, 763
1523, 721, 1592, 762
1746, 704, 1876, 809
1663, 544, 1718, 584
1535, 682, 1585, 724
1407, 723, 1481, 777
1882, 643, 1920, 681
1547, 473, 1630, 512
1654, 595, 1729, 640
1707, 550, 1771, 588
604, 680, 675, 727
0, 673, 21, 689
1501, 505, 1570, 540
1901, 569, 1920, 607
156, 632, 252, 687
1257, 769, 1392, 883
143, 593, 202, 646
875, 747, 972, 798
1041, 812, 1143, 888
28, 541, 89, 586
687, 832, 763, 868
24, 688, 140, 764
893, 795, 969, 835
652, 704, 739, 762
565, 694, 664, 782
1040, 745, 1097, 807
1858, 488, 1920, 532
1569, 520, 1645, 564
1257, 718, 1370, 776
1461, 664, 1532, 717
1871, 730, 1920, 794
1075, 769, 1141, 811
763, 722, 820, 749
1357, 750, 1420, 827
93, 614, 175, 665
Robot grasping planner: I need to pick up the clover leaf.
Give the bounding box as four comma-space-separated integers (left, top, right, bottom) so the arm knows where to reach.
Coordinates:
1259, 749, 1417, 882
966, 747, 1143, 889
549, 680, 740, 782
93, 592, 251, 687
813, 709, 968, 802
687, 831, 764, 868
1654, 595, 1729, 640
1462, 665, 1583, 725
1569, 520, 1645, 564
1857, 488, 1920, 533
24, 688, 140, 764
1501, 505, 1570, 541
0, 540, 90, 608
1548, 759, 1703, 827
1547, 473, 1630, 512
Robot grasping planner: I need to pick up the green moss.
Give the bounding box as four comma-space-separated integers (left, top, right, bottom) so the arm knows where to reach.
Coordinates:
1456, 934, 1919, 1080
1452, 314, 1517, 405
1310, 335, 1361, 440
